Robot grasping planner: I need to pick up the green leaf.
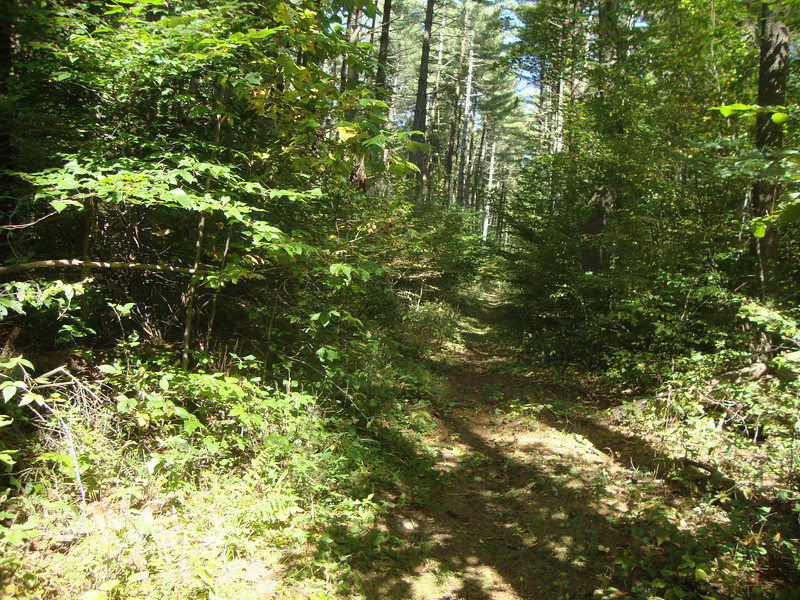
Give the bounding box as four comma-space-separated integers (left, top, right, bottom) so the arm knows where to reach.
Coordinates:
276, 52, 298, 74
771, 112, 789, 124
246, 27, 279, 40
0, 297, 24, 315
694, 567, 709, 582
751, 221, 766, 238
18, 393, 40, 407
183, 420, 204, 434
717, 103, 756, 118
365, 134, 387, 148
329, 263, 353, 280
777, 202, 800, 225
98, 580, 122, 592
2, 384, 17, 402
78, 590, 108, 600
6, 525, 42, 543
203, 437, 221, 454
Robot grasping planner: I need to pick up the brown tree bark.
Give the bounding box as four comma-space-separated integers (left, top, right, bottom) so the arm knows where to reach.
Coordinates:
752, 2, 788, 298
408, 0, 436, 199
375, 0, 393, 98
445, 6, 470, 200
0, 0, 14, 244
456, 34, 475, 207
581, 0, 620, 272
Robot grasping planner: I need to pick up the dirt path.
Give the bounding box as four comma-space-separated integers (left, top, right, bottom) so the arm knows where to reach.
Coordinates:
353, 309, 650, 600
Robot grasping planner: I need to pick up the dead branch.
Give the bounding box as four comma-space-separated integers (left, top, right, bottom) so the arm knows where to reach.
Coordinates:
0, 259, 211, 277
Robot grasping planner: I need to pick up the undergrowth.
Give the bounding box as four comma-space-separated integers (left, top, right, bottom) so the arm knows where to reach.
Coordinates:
0, 274, 466, 600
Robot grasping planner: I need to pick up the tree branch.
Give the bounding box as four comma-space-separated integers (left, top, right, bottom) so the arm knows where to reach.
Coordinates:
0, 259, 211, 277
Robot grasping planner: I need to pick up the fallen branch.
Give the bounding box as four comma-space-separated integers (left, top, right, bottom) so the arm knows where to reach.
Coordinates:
0, 259, 211, 277
38, 399, 87, 516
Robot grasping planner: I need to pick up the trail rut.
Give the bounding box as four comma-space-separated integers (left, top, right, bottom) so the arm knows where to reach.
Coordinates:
355, 310, 645, 600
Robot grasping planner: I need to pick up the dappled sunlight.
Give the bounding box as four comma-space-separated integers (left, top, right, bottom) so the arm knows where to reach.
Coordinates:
288, 299, 800, 600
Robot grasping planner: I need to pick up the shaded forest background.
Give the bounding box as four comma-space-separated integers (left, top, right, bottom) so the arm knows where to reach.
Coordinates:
1, 0, 799, 598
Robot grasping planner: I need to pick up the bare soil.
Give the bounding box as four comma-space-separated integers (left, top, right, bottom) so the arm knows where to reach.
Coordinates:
351, 309, 653, 600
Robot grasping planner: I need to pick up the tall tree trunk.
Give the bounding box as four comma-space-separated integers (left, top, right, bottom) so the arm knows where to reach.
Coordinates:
340, 11, 352, 91
408, 0, 436, 199
752, 2, 788, 298
424, 10, 448, 195
551, 74, 564, 153
445, 7, 470, 200
496, 179, 506, 246
471, 123, 487, 210
0, 1, 13, 224
0, 2, 14, 263
537, 59, 551, 153
598, 0, 619, 64
483, 140, 497, 242
182, 97, 222, 370
581, 0, 620, 272
456, 33, 475, 207
375, 0, 392, 98
431, 10, 447, 128
462, 95, 478, 208
345, 7, 363, 88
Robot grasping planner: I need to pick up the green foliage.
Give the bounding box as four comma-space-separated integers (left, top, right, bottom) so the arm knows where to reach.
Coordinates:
603, 494, 800, 600
0, 490, 43, 599
399, 300, 461, 353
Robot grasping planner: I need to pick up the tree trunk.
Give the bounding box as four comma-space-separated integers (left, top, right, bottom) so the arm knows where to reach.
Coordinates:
456, 34, 475, 207
0, 2, 11, 172
483, 140, 497, 242
462, 95, 478, 208
340, 11, 352, 91
471, 124, 487, 210
445, 8, 470, 200
345, 7, 363, 88
181, 212, 206, 370
423, 10, 448, 195
581, 0, 620, 272
0, 0, 14, 256
408, 0, 436, 199
375, 0, 392, 98
752, 2, 788, 298
182, 102, 221, 370
431, 11, 447, 128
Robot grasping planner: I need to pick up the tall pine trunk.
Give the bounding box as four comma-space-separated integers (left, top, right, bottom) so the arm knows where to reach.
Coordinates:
581, 0, 619, 272
483, 140, 497, 242
375, 0, 392, 98
445, 8, 470, 199
456, 35, 475, 207
0, 0, 13, 244
409, 0, 436, 199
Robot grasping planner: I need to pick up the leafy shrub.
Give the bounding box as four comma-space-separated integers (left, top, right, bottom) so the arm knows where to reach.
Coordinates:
398, 300, 461, 354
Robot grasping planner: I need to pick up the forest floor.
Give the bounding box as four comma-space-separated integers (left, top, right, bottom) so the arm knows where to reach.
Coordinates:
350, 302, 636, 600
9, 295, 797, 600
338, 299, 709, 600
331, 295, 798, 600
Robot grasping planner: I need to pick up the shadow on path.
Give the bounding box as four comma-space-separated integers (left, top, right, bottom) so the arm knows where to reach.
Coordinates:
285, 304, 800, 600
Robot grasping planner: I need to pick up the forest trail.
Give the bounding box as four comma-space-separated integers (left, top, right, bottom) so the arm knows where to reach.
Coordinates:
353, 303, 653, 600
